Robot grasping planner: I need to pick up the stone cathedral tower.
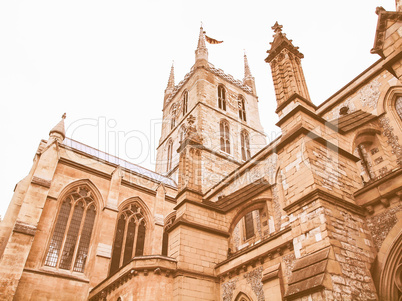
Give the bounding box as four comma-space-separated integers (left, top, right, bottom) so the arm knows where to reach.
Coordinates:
0, 3, 402, 300
155, 26, 266, 189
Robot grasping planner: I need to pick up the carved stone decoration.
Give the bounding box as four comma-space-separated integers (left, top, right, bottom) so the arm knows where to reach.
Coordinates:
272, 185, 282, 231
282, 252, 296, 278
366, 204, 402, 250
359, 76, 381, 109
244, 266, 264, 301
379, 116, 402, 167
222, 278, 238, 301
327, 97, 357, 120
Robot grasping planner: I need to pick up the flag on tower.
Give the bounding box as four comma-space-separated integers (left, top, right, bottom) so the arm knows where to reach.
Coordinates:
204, 32, 223, 44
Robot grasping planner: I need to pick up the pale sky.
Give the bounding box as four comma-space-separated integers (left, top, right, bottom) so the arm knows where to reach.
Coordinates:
0, 0, 396, 218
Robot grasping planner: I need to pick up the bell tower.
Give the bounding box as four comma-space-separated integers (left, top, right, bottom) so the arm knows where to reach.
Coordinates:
155, 26, 267, 192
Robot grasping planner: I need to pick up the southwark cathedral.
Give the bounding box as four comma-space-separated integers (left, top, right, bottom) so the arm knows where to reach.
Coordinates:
1, 3, 402, 301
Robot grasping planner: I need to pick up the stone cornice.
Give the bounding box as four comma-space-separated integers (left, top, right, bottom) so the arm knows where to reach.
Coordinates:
276, 104, 340, 133
165, 216, 230, 238
24, 267, 90, 283
283, 188, 364, 216
275, 93, 317, 114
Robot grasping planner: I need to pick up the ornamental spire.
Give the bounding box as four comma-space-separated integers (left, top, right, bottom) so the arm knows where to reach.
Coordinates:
243, 51, 256, 94
164, 62, 175, 101
244, 51, 253, 79
49, 113, 66, 143
195, 24, 208, 64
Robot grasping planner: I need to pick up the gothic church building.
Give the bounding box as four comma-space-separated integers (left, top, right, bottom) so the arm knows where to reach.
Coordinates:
1, 3, 402, 301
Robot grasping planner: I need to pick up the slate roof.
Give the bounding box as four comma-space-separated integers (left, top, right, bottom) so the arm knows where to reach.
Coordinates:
331, 110, 377, 132
63, 138, 177, 188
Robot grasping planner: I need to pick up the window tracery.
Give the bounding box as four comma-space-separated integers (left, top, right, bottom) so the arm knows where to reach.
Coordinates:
110, 203, 147, 275
44, 186, 96, 273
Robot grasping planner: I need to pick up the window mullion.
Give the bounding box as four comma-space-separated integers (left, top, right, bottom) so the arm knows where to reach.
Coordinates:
119, 216, 130, 267
69, 203, 88, 271
56, 200, 75, 268
133, 221, 140, 257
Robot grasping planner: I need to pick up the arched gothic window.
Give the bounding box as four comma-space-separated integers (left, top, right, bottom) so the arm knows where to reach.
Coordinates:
44, 186, 97, 273
218, 85, 226, 111
238, 95, 247, 121
183, 91, 188, 116
110, 203, 147, 275
241, 130, 251, 161
166, 140, 173, 172
396, 96, 402, 120
220, 120, 230, 153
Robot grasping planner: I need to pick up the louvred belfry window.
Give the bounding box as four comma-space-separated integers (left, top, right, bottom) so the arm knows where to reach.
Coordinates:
220, 120, 230, 153
218, 85, 226, 111
183, 91, 188, 116
238, 96, 247, 121
109, 203, 147, 275
44, 187, 96, 273
241, 130, 251, 161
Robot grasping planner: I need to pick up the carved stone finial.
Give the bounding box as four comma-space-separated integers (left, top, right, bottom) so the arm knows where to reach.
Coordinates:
62, 113, 66, 119
272, 22, 283, 35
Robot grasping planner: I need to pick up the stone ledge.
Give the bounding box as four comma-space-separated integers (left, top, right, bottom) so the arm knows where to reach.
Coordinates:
13, 220, 37, 236
31, 176, 51, 188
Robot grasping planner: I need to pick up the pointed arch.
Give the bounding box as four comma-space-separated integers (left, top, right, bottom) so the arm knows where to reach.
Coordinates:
377, 220, 402, 301
110, 197, 153, 275
55, 179, 104, 209
234, 292, 252, 301
44, 180, 101, 273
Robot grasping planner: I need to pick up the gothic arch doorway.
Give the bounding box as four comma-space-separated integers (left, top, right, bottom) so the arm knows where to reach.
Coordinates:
234, 292, 252, 301
379, 230, 402, 301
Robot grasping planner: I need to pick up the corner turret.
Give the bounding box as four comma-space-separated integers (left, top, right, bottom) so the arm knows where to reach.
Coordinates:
195, 25, 208, 66
48, 113, 66, 144
164, 62, 175, 102
265, 22, 314, 118
243, 52, 257, 94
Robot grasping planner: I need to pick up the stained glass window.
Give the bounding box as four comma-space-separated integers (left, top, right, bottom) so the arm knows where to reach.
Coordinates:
110, 203, 147, 275
396, 97, 402, 120
45, 186, 96, 273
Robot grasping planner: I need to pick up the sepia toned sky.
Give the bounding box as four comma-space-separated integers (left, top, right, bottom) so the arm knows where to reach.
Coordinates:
0, 0, 396, 217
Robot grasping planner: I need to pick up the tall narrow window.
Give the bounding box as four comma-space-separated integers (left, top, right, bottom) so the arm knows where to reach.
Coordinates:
396, 96, 402, 120
161, 231, 169, 256
166, 140, 173, 172
220, 120, 230, 154
45, 186, 97, 273
183, 91, 188, 116
218, 85, 226, 111
171, 118, 175, 130
241, 131, 251, 161
238, 96, 247, 121
110, 203, 147, 275
244, 211, 255, 240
